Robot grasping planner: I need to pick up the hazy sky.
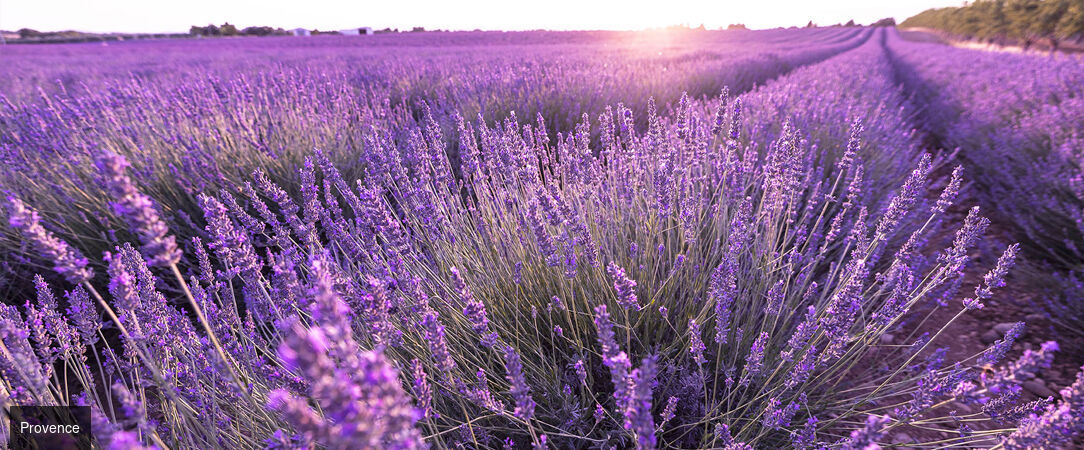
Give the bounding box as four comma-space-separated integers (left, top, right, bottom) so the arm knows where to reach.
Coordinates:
1, 0, 967, 33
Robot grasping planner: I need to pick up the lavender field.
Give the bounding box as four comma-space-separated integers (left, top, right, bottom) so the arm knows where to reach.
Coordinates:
0, 26, 1082, 449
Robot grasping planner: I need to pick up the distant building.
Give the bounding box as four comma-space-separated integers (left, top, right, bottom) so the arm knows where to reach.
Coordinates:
291, 28, 310, 37
339, 27, 374, 36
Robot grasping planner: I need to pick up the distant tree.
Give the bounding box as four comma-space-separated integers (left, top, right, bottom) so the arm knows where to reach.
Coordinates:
845, 19, 856, 27
241, 26, 276, 36
411, 26, 426, 32
1056, 0, 1084, 40
17, 28, 41, 39
806, 20, 815, 28
871, 18, 896, 27
220, 22, 239, 36
203, 24, 221, 36
727, 23, 748, 30
902, 0, 1083, 46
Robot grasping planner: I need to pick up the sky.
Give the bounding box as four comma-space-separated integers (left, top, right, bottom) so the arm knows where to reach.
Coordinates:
0, 0, 967, 33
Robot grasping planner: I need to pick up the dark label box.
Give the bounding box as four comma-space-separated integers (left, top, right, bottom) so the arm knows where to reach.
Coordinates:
5, 406, 92, 450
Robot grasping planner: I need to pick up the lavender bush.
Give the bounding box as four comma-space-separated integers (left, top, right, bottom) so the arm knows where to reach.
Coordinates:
0, 27, 1082, 449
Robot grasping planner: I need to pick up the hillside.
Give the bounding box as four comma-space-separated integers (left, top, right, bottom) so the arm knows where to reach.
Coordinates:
901, 0, 1084, 49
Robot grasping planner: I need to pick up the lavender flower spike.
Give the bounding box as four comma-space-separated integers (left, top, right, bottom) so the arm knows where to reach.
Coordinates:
741, 332, 769, 385
410, 359, 436, 420
689, 319, 706, 366
503, 345, 535, 420
841, 415, 890, 450
965, 243, 1019, 310
607, 262, 639, 309
451, 266, 498, 347
6, 196, 93, 284
95, 152, 181, 266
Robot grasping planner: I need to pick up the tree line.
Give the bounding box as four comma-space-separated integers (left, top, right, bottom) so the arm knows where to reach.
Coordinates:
902, 0, 1084, 48
189, 23, 291, 37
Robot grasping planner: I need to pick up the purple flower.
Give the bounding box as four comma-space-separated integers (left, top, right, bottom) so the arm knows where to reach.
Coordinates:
964, 243, 1019, 310
29, 276, 79, 363
503, 346, 535, 420
714, 423, 734, 446
112, 382, 148, 430
198, 194, 262, 283
253, 169, 316, 245
527, 199, 560, 267
593, 305, 628, 375
873, 154, 932, 239
550, 295, 564, 311
607, 262, 639, 310
191, 237, 216, 285
410, 359, 435, 420
940, 207, 990, 274
713, 198, 752, 345
741, 332, 769, 385
728, 98, 743, 141
64, 285, 99, 346
978, 322, 1024, 366
274, 321, 423, 449
6, 196, 93, 284
933, 166, 963, 215
452, 266, 497, 347
1002, 364, 1084, 448
780, 305, 818, 363
1003, 401, 1076, 450
305, 253, 356, 361
364, 276, 402, 348
0, 307, 50, 401
95, 152, 181, 267
689, 319, 706, 366
763, 280, 785, 316
661, 396, 678, 425
421, 310, 456, 374
841, 415, 890, 450
762, 395, 801, 430
106, 250, 138, 312
267, 389, 332, 445
987, 341, 1059, 392
299, 157, 320, 227
671, 254, 685, 274
839, 119, 862, 173
711, 87, 730, 136
792, 416, 819, 449
573, 359, 587, 385
627, 355, 658, 449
